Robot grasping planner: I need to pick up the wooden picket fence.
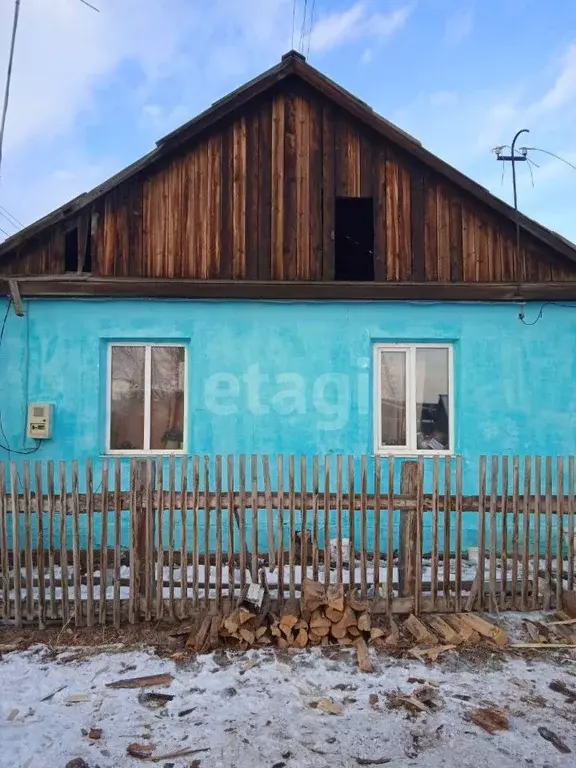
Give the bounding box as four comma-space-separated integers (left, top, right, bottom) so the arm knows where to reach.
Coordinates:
0, 454, 575, 628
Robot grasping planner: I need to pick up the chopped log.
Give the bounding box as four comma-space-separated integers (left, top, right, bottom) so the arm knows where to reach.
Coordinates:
293, 628, 309, 648
238, 607, 254, 624
426, 616, 462, 646
338, 637, 354, 645
255, 626, 268, 640
270, 622, 282, 638
280, 598, 300, 633
321, 635, 330, 647
444, 615, 481, 643
466, 707, 509, 734
294, 619, 308, 630
348, 626, 361, 637
209, 616, 220, 650
313, 625, 331, 638
562, 590, 576, 618
195, 616, 212, 653
277, 636, 290, 650
408, 644, 456, 662
357, 613, 371, 632
458, 614, 508, 646
355, 637, 373, 672
369, 627, 385, 642
127, 743, 154, 758
348, 588, 369, 613
223, 609, 242, 635
308, 631, 322, 644
326, 583, 345, 612
106, 674, 173, 689
385, 617, 399, 647
325, 607, 344, 623
302, 579, 327, 612
239, 628, 255, 644
258, 635, 272, 645
404, 614, 437, 645
310, 609, 331, 631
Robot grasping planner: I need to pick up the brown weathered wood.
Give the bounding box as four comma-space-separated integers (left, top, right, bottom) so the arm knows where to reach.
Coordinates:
312, 455, 319, 581
443, 457, 451, 605
533, 456, 542, 609
411, 167, 425, 280
271, 95, 285, 278
168, 455, 175, 617
300, 455, 308, 577
414, 459, 424, 616
0, 464, 8, 621
500, 456, 509, 610
277, 455, 284, 604
264, 455, 275, 571
360, 455, 368, 597
477, 456, 487, 613
180, 456, 188, 618
511, 456, 520, 610
34, 460, 45, 626
143, 459, 153, 622
22, 463, 33, 621
257, 102, 272, 280
46, 461, 56, 618
556, 457, 564, 611
430, 457, 439, 607
387, 457, 395, 611
455, 456, 463, 612
399, 461, 418, 598
489, 456, 498, 612
71, 460, 82, 626
545, 456, 553, 610
373, 457, 381, 594
324, 455, 330, 588
204, 456, 211, 607
99, 460, 109, 625
193, 456, 201, 607
522, 457, 531, 610
251, 454, 259, 585
289, 455, 296, 596
155, 459, 164, 620
215, 455, 223, 608
128, 459, 138, 624
239, 455, 247, 595
11, 463, 22, 628
113, 459, 121, 628
85, 459, 94, 627
321, 102, 335, 280
568, 457, 574, 593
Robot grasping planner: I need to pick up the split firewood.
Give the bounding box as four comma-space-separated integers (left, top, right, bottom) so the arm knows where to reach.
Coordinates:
239, 628, 255, 645
355, 637, 373, 673
348, 626, 361, 638
370, 627, 385, 642
302, 579, 327, 613
270, 621, 282, 638
325, 607, 344, 623
106, 674, 174, 690
426, 616, 462, 646
385, 617, 399, 647
209, 616, 220, 650
386, 693, 430, 714
310, 609, 331, 632
258, 635, 272, 645
458, 614, 508, 647
127, 743, 154, 758
313, 625, 331, 638
357, 613, 371, 633
294, 619, 308, 630
338, 637, 354, 645
255, 626, 268, 640
293, 628, 309, 648
280, 598, 300, 634
404, 614, 437, 645
194, 616, 213, 653
466, 707, 509, 734
408, 644, 456, 663
321, 635, 330, 647
562, 590, 576, 618
348, 588, 369, 613
443, 615, 481, 644
277, 637, 290, 650
330, 606, 358, 639
308, 631, 322, 644
326, 583, 345, 612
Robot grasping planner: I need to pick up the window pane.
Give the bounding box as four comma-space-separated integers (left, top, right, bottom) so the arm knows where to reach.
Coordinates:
380, 351, 407, 446
110, 346, 145, 450
415, 348, 450, 450
150, 346, 185, 450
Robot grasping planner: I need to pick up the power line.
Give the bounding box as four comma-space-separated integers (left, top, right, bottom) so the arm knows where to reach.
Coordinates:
0, 0, 21, 181
0, 204, 21, 229
291, 0, 297, 49
78, 0, 100, 10
0, 224, 9, 237
522, 147, 576, 174
299, 0, 308, 53
306, 0, 316, 57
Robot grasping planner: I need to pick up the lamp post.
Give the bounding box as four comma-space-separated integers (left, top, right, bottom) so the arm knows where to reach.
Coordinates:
495, 128, 530, 268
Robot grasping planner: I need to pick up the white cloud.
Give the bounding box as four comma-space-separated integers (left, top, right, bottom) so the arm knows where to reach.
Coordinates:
309, 2, 413, 53
443, 7, 474, 45
531, 43, 576, 116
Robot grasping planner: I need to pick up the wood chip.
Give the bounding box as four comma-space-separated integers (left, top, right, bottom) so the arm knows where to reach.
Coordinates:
347, 589, 368, 613
106, 674, 174, 689
426, 616, 462, 646
313, 698, 342, 715
127, 743, 154, 758
538, 727, 571, 753
458, 614, 508, 647
466, 707, 509, 734
404, 614, 437, 645
408, 644, 456, 663
148, 746, 210, 762
355, 637, 373, 673
357, 613, 371, 632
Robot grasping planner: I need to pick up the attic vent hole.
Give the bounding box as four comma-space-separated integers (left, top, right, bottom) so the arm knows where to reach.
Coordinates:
334, 197, 374, 281
64, 228, 78, 272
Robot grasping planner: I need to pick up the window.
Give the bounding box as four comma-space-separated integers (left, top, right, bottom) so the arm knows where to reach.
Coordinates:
334, 197, 374, 281
374, 344, 453, 454
107, 344, 186, 453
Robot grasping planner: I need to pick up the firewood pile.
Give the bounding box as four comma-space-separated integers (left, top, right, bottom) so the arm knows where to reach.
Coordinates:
182, 579, 510, 669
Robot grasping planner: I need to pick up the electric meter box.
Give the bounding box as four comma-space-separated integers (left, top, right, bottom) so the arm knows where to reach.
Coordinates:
26, 403, 53, 439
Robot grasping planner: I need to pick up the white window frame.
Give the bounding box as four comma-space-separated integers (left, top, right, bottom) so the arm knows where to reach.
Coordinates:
373, 343, 454, 456
106, 342, 187, 455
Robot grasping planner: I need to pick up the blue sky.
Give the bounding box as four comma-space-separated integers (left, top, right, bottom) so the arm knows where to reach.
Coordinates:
1, 0, 576, 243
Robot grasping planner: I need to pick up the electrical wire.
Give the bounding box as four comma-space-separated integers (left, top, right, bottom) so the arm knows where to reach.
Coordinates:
519, 302, 576, 326
306, 0, 316, 57
0, 0, 20, 180
78, 0, 100, 10
522, 147, 576, 174
0, 203, 22, 228
299, 0, 308, 53
291, 0, 297, 49
0, 224, 9, 237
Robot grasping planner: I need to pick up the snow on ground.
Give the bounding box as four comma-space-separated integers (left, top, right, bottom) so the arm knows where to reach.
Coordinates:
1, 642, 576, 768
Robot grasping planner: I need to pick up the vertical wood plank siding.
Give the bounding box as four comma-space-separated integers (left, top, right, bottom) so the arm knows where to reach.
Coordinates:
4, 86, 576, 282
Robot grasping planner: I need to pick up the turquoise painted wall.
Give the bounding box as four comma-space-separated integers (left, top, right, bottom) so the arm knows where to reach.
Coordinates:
0, 297, 574, 552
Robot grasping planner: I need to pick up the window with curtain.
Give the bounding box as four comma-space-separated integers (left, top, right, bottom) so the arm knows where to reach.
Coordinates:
374, 343, 453, 454
108, 344, 186, 453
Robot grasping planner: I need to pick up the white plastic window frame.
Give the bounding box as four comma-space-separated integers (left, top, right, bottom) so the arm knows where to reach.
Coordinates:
106, 342, 187, 455
373, 343, 454, 456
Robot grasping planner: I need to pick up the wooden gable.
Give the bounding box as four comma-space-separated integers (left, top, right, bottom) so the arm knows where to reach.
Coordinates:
2, 52, 576, 297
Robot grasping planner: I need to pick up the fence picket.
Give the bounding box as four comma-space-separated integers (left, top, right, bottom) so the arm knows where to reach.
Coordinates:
156, 459, 164, 620
193, 457, 201, 608
204, 457, 211, 608
85, 459, 94, 627
477, 456, 486, 613
348, 456, 355, 588
289, 455, 296, 596
415, 459, 423, 615
522, 457, 531, 611
168, 456, 176, 617
215, 455, 223, 609
226, 455, 234, 600
113, 459, 121, 629
300, 455, 308, 581
373, 457, 380, 594
10, 462, 22, 628
544, 456, 553, 611
431, 457, 439, 609
251, 454, 259, 586
264, 455, 275, 571
443, 457, 451, 606
455, 456, 463, 613
277, 455, 284, 604
312, 456, 319, 581
386, 457, 394, 612
180, 456, 188, 618
532, 456, 542, 610
47, 461, 56, 619
128, 459, 137, 625
489, 456, 498, 612
145, 459, 154, 623
238, 455, 247, 595
500, 456, 509, 610
23, 462, 33, 621
360, 455, 368, 598
569, 457, 574, 593
71, 460, 82, 626
511, 456, 520, 610
100, 460, 109, 625
323, 455, 330, 588
35, 460, 45, 627
556, 457, 564, 611
0, 463, 8, 621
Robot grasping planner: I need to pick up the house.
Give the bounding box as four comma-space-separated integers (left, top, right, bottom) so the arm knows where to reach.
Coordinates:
1, 50, 576, 477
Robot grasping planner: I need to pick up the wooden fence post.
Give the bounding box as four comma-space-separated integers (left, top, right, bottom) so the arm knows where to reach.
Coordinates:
398, 461, 418, 599
133, 459, 155, 621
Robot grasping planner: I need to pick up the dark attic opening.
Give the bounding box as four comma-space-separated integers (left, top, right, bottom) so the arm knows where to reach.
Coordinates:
64, 227, 79, 272
334, 197, 375, 281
